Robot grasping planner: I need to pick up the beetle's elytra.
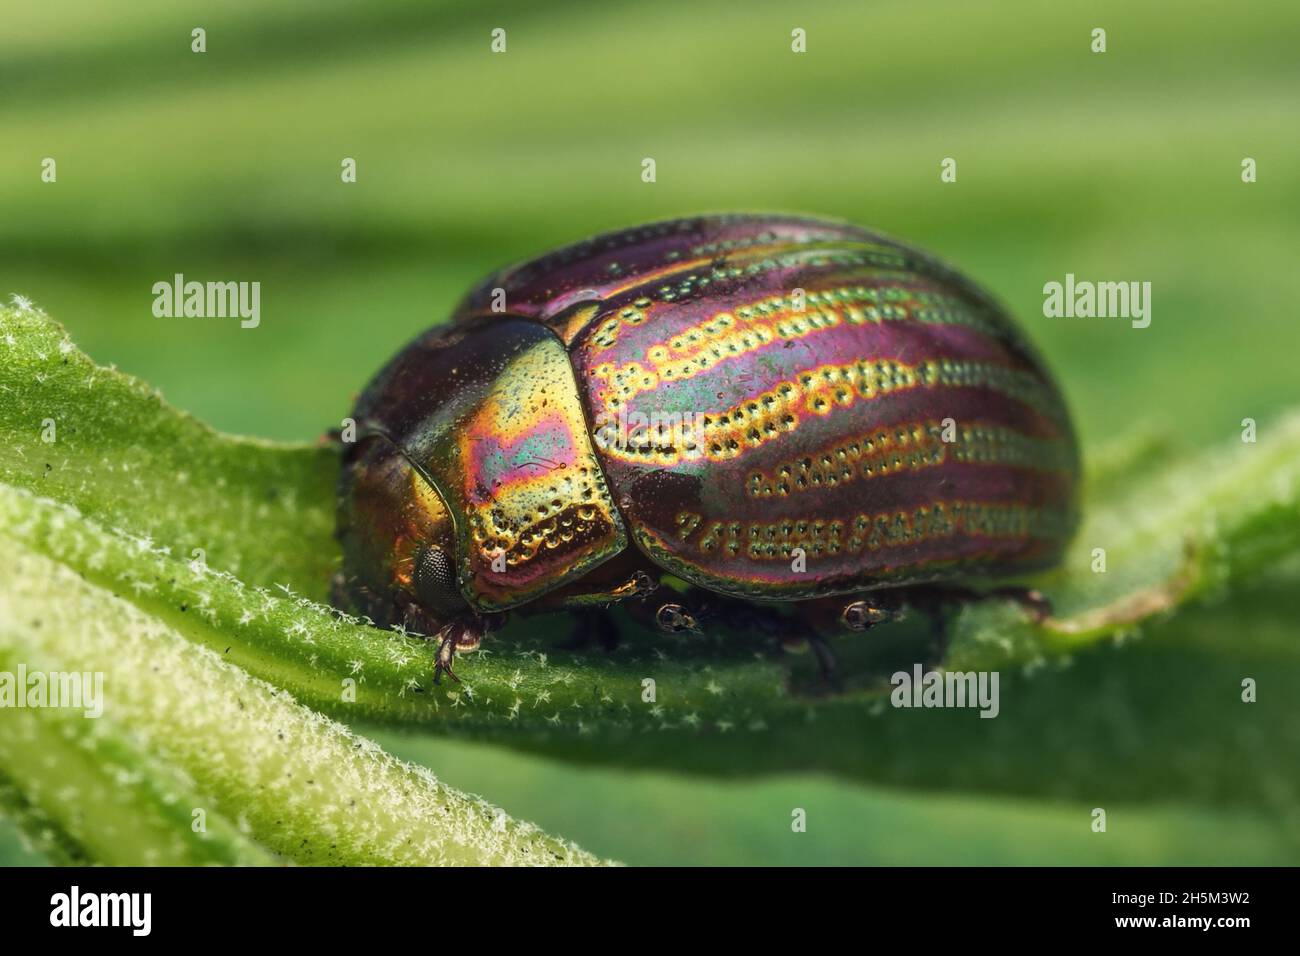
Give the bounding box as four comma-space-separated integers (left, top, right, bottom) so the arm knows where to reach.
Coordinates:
333, 214, 1079, 681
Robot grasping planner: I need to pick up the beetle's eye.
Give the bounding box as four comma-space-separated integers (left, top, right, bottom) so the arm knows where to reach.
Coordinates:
414, 546, 463, 613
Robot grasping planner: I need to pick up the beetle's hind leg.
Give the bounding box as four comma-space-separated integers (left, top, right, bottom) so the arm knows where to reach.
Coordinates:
880, 585, 1053, 665
900, 584, 1052, 630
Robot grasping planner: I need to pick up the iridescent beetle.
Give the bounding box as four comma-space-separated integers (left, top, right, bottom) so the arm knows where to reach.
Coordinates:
333, 215, 1079, 682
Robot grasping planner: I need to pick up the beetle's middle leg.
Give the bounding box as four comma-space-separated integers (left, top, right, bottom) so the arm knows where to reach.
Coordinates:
735, 601, 840, 686
644, 592, 842, 686
563, 607, 621, 652
625, 588, 707, 635
896, 583, 1052, 647
859, 585, 1051, 666
535, 567, 659, 652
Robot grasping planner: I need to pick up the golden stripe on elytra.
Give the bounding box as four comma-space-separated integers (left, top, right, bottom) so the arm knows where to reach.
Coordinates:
593, 355, 1067, 467
747, 418, 1073, 498
674, 499, 1072, 561
587, 280, 1007, 367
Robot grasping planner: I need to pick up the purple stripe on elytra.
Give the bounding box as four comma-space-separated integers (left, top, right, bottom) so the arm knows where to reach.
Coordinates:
458, 216, 882, 319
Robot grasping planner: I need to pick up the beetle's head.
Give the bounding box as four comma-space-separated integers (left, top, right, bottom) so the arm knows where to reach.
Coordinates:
338, 317, 627, 629
337, 432, 462, 628
335, 434, 512, 687
410, 536, 509, 657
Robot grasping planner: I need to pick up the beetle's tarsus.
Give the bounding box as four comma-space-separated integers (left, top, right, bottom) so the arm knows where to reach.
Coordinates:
840, 596, 903, 632
655, 602, 702, 635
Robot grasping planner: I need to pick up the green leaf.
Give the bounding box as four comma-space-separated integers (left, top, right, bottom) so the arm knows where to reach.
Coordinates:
0, 532, 606, 866
0, 635, 278, 867
2, 301, 1298, 862
1, 303, 609, 864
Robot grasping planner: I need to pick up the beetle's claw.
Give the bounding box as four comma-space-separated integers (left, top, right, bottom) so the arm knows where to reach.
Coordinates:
433, 632, 461, 685
431, 616, 491, 685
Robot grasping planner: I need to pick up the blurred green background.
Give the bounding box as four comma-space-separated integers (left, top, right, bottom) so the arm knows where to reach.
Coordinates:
2, 0, 1298, 865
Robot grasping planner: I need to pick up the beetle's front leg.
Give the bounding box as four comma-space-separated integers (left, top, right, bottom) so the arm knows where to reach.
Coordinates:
431, 612, 505, 685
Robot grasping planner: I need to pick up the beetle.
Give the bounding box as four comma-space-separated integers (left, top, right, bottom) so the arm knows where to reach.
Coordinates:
332, 214, 1079, 683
